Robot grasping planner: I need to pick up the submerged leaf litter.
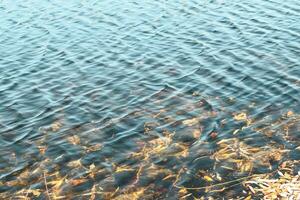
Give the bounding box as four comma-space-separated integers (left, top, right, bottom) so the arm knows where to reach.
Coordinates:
1, 95, 300, 200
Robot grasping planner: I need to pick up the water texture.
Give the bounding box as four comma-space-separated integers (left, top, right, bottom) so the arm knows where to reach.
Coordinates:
0, 0, 300, 199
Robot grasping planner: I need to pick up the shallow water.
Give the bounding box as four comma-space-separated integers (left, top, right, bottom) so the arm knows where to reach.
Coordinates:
0, 0, 300, 199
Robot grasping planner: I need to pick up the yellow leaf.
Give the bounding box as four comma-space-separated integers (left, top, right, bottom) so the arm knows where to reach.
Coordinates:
233, 113, 247, 121
244, 195, 252, 200
179, 188, 188, 195
163, 174, 176, 180
115, 165, 135, 173
203, 175, 213, 182
48, 178, 65, 189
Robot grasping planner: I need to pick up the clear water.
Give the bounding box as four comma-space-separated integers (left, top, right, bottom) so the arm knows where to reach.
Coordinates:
0, 0, 300, 199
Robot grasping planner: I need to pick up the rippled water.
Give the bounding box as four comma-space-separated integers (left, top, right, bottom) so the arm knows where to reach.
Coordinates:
1, 0, 300, 199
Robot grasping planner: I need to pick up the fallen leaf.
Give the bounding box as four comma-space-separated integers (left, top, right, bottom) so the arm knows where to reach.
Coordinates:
85, 144, 102, 152
244, 195, 252, 200
233, 112, 247, 121
16, 189, 41, 197
67, 159, 82, 168
233, 129, 240, 135
48, 178, 65, 189
178, 188, 188, 196
210, 132, 218, 139
114, 188, 145, 200
286, 111, 294, 117
6, 180, 24, 187
67, 135, 80, 145
203, 175, 213, 182
90, 163, 96, 170
69, 178, 88, 186
193, 129, 201, 138
192, 91, 200, 96
51, 121, 62, 132
115, 165, 135, 173
38, 146, 47, 155
183, 118, 199, 126
90, 185, 96, 200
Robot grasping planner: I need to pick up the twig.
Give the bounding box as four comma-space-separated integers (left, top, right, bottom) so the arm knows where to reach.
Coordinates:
174, 174, 259, 190
43, 172, 51, 200
24, 185, 31, 200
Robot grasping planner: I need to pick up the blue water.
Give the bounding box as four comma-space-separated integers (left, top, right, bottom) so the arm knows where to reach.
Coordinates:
0, 0, 300, 199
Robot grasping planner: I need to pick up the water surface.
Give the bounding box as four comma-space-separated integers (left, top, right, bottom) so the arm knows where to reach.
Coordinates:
0, 0, 300, 199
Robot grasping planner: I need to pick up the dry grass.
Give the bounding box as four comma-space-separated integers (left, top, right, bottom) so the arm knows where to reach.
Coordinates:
245, 171, 300, 200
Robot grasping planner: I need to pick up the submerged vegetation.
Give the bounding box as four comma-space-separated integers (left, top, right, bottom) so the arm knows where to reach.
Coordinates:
1, 93, 300, 200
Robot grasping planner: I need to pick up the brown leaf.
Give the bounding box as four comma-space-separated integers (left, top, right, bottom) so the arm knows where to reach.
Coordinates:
210, 132, 218, 139
193, 129, 201, 138
69, 178, 88, 186
38, 146, 47, 155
